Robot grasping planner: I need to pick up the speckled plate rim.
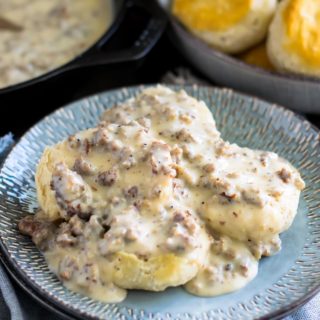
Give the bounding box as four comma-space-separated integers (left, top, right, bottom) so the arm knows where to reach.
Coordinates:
0, 84, 320, 320
0, 254, 76, 320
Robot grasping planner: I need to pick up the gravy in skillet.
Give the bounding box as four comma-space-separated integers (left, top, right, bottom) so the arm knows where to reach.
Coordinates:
0, 0, 112, 89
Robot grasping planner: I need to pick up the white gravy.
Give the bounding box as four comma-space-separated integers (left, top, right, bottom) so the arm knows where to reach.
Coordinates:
0, 0, 112, 88
19, 86, 304, 302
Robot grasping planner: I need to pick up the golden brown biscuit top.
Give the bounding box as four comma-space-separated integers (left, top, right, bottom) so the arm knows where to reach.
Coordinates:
284, 0, 320, 67
172, 0, 252, 31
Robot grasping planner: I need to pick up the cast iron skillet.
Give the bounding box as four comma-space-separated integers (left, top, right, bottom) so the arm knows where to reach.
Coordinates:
0, 0, 166, 95
0, 0, 167, 136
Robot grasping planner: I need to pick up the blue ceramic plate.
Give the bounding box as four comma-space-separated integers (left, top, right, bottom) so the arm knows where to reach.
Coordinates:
0, 85, 319, 320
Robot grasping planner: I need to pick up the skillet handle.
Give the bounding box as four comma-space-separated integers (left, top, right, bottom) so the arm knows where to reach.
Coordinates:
72, 0, 167, 68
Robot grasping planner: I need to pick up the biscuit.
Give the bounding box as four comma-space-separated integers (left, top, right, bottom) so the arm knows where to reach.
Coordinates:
267, 0, 320, 76
173, 0, 277, 54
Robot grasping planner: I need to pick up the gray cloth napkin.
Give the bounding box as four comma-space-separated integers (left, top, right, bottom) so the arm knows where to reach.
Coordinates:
0, 97, 318, 319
